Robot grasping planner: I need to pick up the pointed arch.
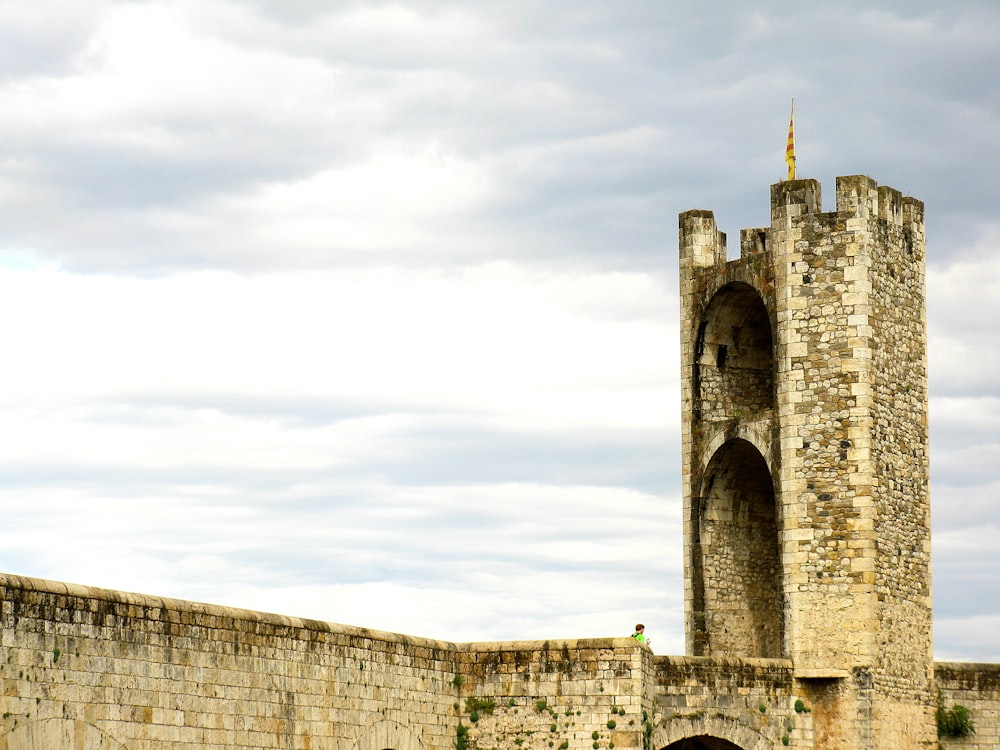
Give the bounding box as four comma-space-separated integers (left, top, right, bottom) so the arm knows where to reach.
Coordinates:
694, 282, 774, 424
691, 438, 783, 658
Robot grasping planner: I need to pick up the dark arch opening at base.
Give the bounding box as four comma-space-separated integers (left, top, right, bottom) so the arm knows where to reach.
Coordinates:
664, 737, 745, 750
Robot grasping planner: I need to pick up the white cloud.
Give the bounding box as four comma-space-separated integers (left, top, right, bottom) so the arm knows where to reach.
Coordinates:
0, 261, 681, 643
0, 479, 682, 647
0, 264, 673, 417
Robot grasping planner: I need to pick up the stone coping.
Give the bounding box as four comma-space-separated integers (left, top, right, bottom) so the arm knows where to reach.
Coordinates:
935, 661, 1000, 672
0, 571, 655, 656
0, 571, 452, 650
935, 661, 1000, 691
0, 571, 649, 656
8, 571, 992, 678
456, 637, 643, 652
654, 654, 794, 669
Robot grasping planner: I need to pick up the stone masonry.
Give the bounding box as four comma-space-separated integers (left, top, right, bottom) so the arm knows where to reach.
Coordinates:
2, 175, 999, 750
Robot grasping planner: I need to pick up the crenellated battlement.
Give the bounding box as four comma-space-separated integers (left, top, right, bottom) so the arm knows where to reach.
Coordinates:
678, 208, 726, 268
769, 175, 924, 226
771, 177, 822, 219
682, 176, 925, 270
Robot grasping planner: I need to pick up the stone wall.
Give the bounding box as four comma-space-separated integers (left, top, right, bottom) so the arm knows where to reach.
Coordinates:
767, 177, 885, 675
935, 663, 1000, 749
0, 573, 458, 750
0, 573, 656, 750
455, 640, 652, 750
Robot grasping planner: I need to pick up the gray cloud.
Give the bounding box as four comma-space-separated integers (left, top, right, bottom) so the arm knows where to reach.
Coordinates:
2, 1, 995, 272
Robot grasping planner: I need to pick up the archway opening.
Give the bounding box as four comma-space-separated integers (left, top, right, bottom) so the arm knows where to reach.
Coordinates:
664, 737, 746, 750
695, 283, 773, 423
693, 438, 782, 658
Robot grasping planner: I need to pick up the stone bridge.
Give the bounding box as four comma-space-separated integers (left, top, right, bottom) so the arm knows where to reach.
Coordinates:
2, 573, 998, 750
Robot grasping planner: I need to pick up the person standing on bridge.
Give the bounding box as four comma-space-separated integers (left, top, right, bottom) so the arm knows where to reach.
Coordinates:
631, 624, 650, 646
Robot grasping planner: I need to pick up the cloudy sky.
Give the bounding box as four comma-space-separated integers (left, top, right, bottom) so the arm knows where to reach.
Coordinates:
1, 0, 998, 661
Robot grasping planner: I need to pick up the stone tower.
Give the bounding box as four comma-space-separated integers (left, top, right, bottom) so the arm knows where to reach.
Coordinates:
678, 176, 934, 747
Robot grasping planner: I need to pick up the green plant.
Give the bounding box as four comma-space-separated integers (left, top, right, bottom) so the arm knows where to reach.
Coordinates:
509, 699, 516, 708
758, 704, 766, 714
452, 675, 464, 689
592, 743, 599, 749
936, 692, 975, 738
52, 649, 60, 664
607, 720, 616, 730
456, 724, 470, 750
466, 697, 497, 715
559, 742, 569, 750
781, 735, 789, 746
514, 739, 524, 747
536, 700, 548, 713
592, 731, 600, 741
794, 699, 810, 714
470, 711, 480, 723
550, 725, 557, 733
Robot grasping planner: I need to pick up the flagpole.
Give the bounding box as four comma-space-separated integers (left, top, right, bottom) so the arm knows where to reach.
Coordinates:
786, 98, 796, 180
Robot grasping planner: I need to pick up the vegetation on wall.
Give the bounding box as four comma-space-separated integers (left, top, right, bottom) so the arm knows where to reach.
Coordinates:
936, 692, 975, 739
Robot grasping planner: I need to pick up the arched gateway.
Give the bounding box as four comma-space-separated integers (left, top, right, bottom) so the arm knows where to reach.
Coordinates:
687, 280, 782, 659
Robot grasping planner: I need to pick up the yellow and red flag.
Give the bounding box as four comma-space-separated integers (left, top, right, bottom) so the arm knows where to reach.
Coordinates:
785, 99, 796, 180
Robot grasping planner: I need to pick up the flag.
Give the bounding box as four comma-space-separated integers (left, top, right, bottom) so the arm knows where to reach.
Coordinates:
785, 99, 796, 180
